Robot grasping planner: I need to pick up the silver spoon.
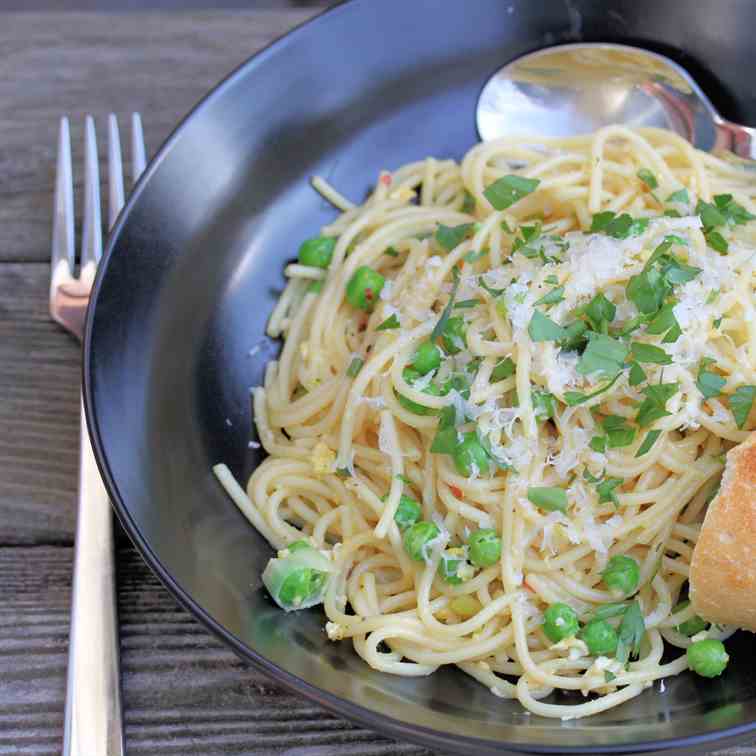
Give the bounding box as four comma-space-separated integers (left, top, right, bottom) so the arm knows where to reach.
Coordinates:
477, 42, 755, 160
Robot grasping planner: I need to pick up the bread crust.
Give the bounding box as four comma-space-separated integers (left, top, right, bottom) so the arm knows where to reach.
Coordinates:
690, 431, 756, 632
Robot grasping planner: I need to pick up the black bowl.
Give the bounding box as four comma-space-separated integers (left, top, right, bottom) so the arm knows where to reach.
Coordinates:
85, 1, 756, 752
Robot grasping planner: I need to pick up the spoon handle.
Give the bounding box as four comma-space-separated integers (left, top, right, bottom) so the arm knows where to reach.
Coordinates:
714, 119, 756, 160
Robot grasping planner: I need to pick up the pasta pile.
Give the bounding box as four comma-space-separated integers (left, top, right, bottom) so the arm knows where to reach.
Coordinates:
216, 125, 756, 718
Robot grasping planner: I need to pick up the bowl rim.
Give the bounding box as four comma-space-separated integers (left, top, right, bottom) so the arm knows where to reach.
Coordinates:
83, 1, 756, 752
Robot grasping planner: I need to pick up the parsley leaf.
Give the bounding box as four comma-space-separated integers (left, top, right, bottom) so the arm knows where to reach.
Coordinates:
696, 199, 727, 229
436, 223, 474, 252
464, 248, 488, 263
615, 601, 645, 666
430, 269, 461, 345
395, 473, 413, 485
628, 361, 647, 387
696, 361, 726, 400
544, 274, 559, 286
585, 293, 616, 331
730, 385, 756, 429
532, 389, 556, 421
346, 357, 364, 377
596, 476, 624, 505
576, 334, 629, 379
592, 603, 630, 621
636, 382, 678, 427
646, 303, 680, 338
376, 314, 400, 331
666, 188, 689, 204
630, 342, 672, 365
384, 246, 399, 257
705, 229, 728, 254
491, 357, 515, 382
637, 168, 658, 190
601, 416, 636, 448
534, 286, 565, 307
559, 320, 588, 351
626, 266, 669, 316
528, 310, 565, 342
483, 175, 540, 210
461, 189, 476, 214
564, 373, 622, 407
590, 211, 650, 238
636, 429, 662, 457
527, 486, 568, 513
454, 299, 482, 310
590, 435, 607, 453
430, 406, 460, 454
713, 193, 756, 226
478, 275, 505, 297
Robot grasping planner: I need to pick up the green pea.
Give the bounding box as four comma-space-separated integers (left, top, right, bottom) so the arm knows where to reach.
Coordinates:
298, 236, 336, 268
403, 520, 440, 562
687, 639, 729, 678
437, 548, 469, 585
673, 600, 707, 637
394, 495, 422, 531
411, 341, 442, 375
307, 280, 324, 294
278, 567, 328, 608
543, 603, 580, 643
397, 367, 441, 415
601, 555, 640, 597
580, 619, 618, 656
346, 266, 385, 311
442, 316, 467, 355
467, 528, 501, 568
452, 432, 490, 477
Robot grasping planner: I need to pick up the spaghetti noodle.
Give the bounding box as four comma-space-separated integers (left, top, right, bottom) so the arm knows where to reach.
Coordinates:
215, 125, 756, 718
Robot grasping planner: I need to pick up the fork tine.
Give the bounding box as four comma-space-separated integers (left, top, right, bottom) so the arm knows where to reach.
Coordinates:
80, 115, 102, 286
131, 113, 147, 184
50, 117, 75, 304
107, 114, 125, 230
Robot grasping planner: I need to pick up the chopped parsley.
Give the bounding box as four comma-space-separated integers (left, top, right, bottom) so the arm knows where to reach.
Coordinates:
635, 429, 662, 457
435, 223, 474, 251
534, 286, 565, 307
730, 385, 756, 429
696, 358, 726, 400
635, 429, 661, 457
637, 168, 658, 190
528, 310, 565, 342
576, 334, 629, 379
430, 268, 461, 345
666, 188, 689, 204
483, 175, 540, 210
376, 314, 400, 331
615, 601, 645, 666
346, 357, 364, 377
590, 211, 649, 239
630, 342, 672, 365
491, 357, 515, 382
636, 382, 678, 427
532, 389, 556, 422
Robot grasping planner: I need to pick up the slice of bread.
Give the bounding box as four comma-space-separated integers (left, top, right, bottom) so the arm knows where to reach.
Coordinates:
689, 432, 756, 632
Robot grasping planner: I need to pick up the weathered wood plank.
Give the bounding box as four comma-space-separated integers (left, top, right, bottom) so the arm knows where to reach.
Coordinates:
0, 544, 432, 756
0, 264, 79, 544
0, 10, 322, 263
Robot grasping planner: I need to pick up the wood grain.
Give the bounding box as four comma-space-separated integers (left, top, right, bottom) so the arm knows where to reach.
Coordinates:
0, 544, 431, 756
0, 10, 321, 263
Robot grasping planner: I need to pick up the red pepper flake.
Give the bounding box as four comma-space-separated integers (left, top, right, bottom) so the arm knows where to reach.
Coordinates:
365, 288, 373, 301
380, 173, 392, 186
449, 484, 463, 500
523, 580, 535, 593
358, 319, 367, 333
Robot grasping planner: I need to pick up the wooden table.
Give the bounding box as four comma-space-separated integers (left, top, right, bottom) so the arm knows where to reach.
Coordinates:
0, 10, 752, 756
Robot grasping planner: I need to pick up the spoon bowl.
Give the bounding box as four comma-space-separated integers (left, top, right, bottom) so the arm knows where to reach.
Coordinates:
477, 42, 755, 159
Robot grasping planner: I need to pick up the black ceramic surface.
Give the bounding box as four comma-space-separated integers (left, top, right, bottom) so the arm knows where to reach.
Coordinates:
85, 1, 756, 752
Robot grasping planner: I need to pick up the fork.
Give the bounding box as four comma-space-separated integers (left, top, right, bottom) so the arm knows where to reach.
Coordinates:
50, 113, 147, 756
